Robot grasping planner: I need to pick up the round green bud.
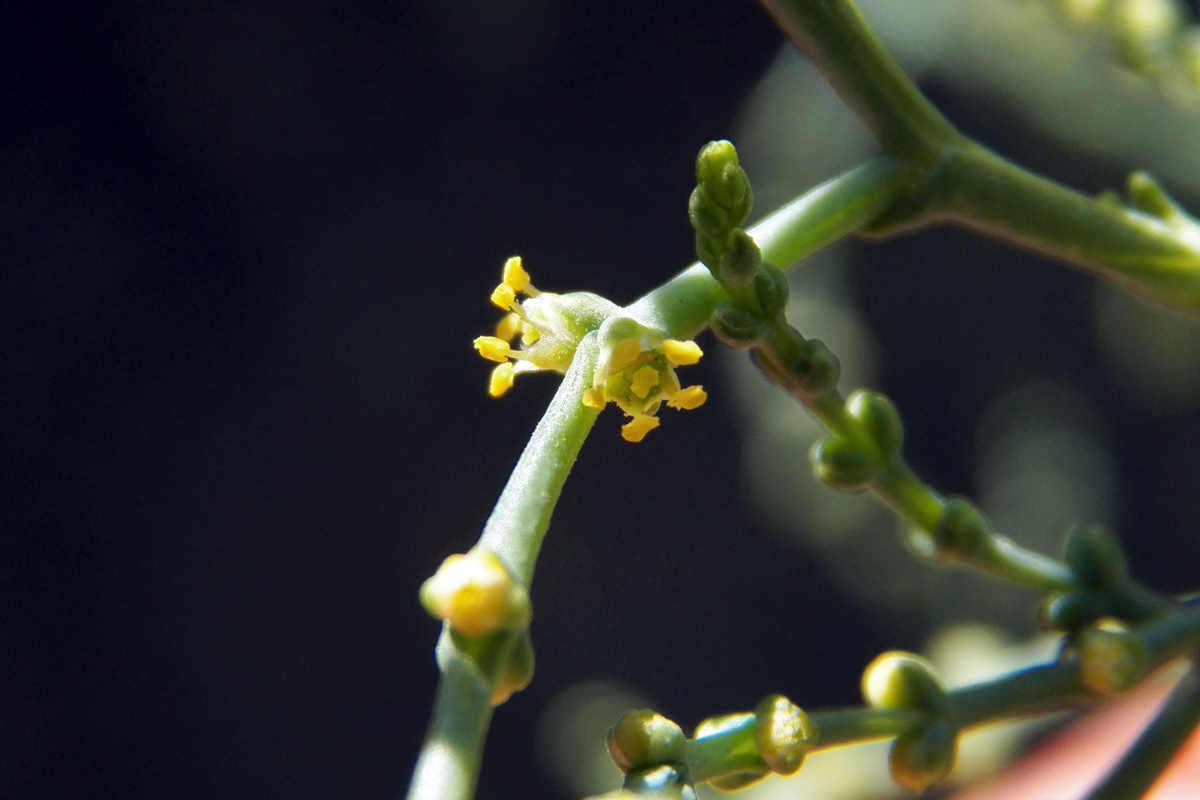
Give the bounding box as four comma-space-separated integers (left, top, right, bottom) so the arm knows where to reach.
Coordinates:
710, 303, 767, 349
695, 140, 750, 213
753, 694, 815, 776
607, 709, 688, 773
688, 186, 731, 238
792, 339, 840, 395
861, 651, 952, 717
621, 764, 695, 800
1078, 620, 1149, 696
718, 230, 761, 289
1063, 524, 1128, 590
811, 436, 879, 492
752, 263, 789, 320
932, 498, 993, 563
888, 718, 958, 793
845, 390, 904, 461
1038, 589, 1100, 632
491, 630, 534, 706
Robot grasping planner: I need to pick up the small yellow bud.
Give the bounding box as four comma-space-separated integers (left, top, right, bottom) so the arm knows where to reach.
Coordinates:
667, 385, 706, 410
495, 312, 522, 342
474, 336, 512, 363
490, 282, 518, 311
502, 256, 531, 293
582, 387, 608, 409
662, 339, 702, 366
621, 415, 660, 442
630, 365, 660, 399
419, 549, 531, 637
489, 362, 516, 397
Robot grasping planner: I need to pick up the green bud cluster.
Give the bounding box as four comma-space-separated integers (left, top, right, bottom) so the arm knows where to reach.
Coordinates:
1040, 525, 1153, 631
930, 498, 995, 564
861, 652, 959, 793
811, 391, 905, 492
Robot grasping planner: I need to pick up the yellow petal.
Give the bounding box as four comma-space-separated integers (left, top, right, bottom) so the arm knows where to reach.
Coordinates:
474, 336, 512, 363
502, 256, 531, 293
490, 282, 518, 311
630, 365, 660, 399
495, 312, 522, 342
582, 387, 608, 409
663, 339, 703, 366
667, 385, 707, 410
488, 362, 516, 397
621, 415, 660, 443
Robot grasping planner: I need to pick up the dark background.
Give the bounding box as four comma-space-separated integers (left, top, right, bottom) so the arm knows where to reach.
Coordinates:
4, 2, 1199, 799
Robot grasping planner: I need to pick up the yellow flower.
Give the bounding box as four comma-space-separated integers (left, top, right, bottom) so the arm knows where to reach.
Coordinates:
473, 257, 707, 442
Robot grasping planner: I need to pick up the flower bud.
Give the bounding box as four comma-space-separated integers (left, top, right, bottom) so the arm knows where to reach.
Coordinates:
688, 185, 731, 238
607, 710, 688, 772
419, 549, 531, 637
1038, 588, 1100, 632
695, 232, 725, 273
1078, 620, 1149, 695
710, 303, 767, 349
888, 718, 958, 793
792, 339, 840, 395
491, 630, 535, 705
752, 263, 790, 319
812, 437, 879, 492
753, 694, 815, 776
695, 140, 752, 223
718, 230, 761, 289
1063, 524, 1128, 590
845, 390, 904, 461
862, 652, 952, 717
932, 498, 993, 563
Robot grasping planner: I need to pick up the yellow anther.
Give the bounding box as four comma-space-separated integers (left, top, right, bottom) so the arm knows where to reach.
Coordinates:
522, 327, 540, 345
502, 256, 532, 293
621, 415, 660, 442
607, 338, 644, 374
495, 312, 522, 342
663, 339, 703, 366
474, 336, 512, 363
582, 387, 608, 409
489, 362, 516, 397
630, 365, 660, 399
667, 385, 707, 410
490, 282, 518, 311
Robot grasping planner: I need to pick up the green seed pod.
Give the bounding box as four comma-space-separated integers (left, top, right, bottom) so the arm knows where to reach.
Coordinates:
607, 709, 688, 773
1063, 524, 1128, 590
1126, 171, 1179, 221
1038, 589, 1100, 632
861, 651, 952, 717
845, 390, 904, 461
752, 263, 790, 319
688, 185, 731, 238
490, 630, 535, 706
811, 437, 879, 492
718, 230, 761, 289
622, 764, 696, 800
792, 339, 841, 395
710, 302, 767, 349
753, 694, 815, 776
932, 498, 993, 563
1078, 620, 1149, 695
888, 718, 958, 793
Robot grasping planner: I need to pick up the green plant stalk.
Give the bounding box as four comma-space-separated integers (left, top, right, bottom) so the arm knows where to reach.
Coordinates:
686, 605, 1200, 787
756, 0, 961, 165
407, 335, 601, 800
408, 159, 917, 800
1085, 666, 1200, 800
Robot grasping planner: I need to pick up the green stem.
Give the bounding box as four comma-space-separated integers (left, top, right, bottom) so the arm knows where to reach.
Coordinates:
1085, 665, 1200, 800
757, 0, 962, 165
407, 336, 601, 800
